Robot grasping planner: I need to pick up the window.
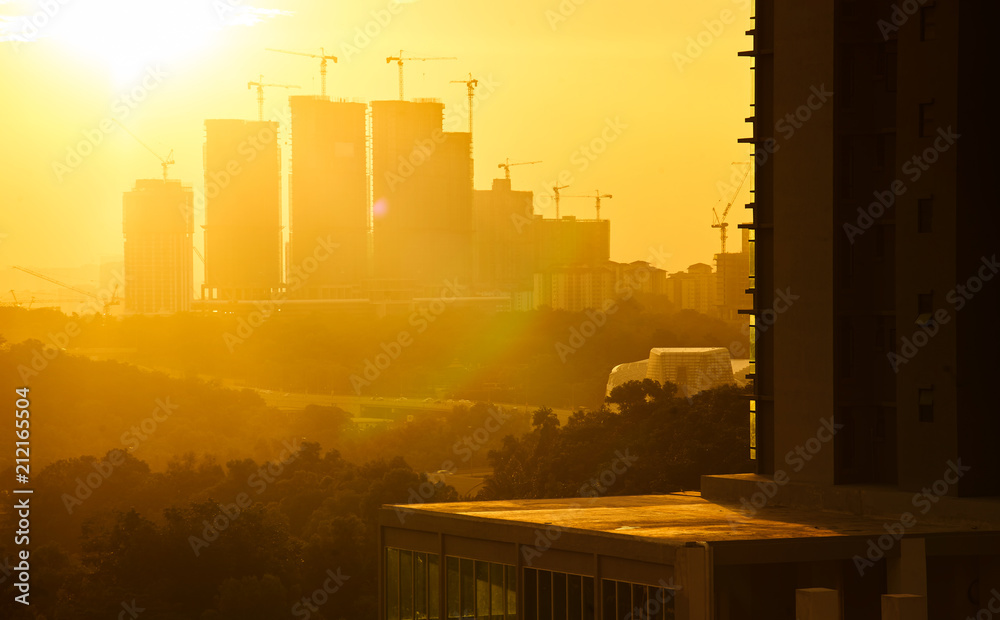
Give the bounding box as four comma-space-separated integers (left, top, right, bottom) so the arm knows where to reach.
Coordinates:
839, 317, 854, 378
387, 549, 441, 620
917, 292, 934, 326
919, 101, 936, 138
918, 198, 933, 233
444, 557, 515, 620
600, 578, 675, 620
920, 5, 937, 41
919, 388, 934, 422
524, 569, 595, 620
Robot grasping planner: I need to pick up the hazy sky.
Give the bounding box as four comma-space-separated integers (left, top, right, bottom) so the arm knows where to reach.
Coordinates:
0, 0, 752, 288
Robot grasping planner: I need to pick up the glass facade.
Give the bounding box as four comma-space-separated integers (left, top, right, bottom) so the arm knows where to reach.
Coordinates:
386, 549, 672, 620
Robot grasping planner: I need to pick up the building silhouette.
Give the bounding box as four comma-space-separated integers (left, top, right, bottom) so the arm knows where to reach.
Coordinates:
288, 96, 369, 298
665, 262, 716, 315
122, 179, 193, 313
714, 228, 752, 321
378, 2, 1000, 618
371, 100, 473, 295
201, 119, 282, 301
473, 177, 535, 292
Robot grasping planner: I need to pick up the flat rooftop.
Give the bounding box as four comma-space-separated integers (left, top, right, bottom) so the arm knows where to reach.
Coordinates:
392, 493, 976, 547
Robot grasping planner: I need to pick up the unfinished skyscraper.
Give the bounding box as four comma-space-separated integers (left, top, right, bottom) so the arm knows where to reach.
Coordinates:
288, 96, 369, 298
371, 100, 473, 295
202, 119, 282, 301
473, 177, 535, 291
122, 179, 194, 313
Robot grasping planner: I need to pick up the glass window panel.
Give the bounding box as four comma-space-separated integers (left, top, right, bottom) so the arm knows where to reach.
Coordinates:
616, 582, 630, 620
538, 570, 552, 620
401, 550, 414, 620
553, 572, 567, 620
415, 553, 428, 620
567, 575, 581, 620
448, 557, 461, 619
631, 584, 646, 620
524, 569, 537, 620
491, 563, 505, 620
462, 559, 476, 619
430, 555, 440, 620
601, 580, 616, 620
581, 578, 595, 620
506, 565, 517, 620
476, 561, 491, 619
388, 549, 400, 620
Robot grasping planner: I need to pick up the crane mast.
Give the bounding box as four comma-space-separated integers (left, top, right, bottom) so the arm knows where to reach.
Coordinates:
712, 162, 751, 254
247, 75, 300, 121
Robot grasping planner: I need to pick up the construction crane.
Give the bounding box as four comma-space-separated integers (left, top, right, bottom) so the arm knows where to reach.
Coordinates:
266, 48, 338, 97
712, 162, 751, 254
450, 73, 478, 135
552, 185, 570, 219
450, 73, 478, 185
247, 75, 300, 121
13, 266, 119, 315
8, 290, 19, 307
498, 158, 541, 181
562, 190, 613, 221
113, 119, 174, 181
386, 51, 456, 100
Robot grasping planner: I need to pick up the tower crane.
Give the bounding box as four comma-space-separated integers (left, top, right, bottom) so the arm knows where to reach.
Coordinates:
266, 48, 338, 97
13, 266, 119, 315
552, 185, 570, 219
450, 73, 478, 185
562, 190, 613, 221
712, 162, 751, 254
247, 75, 300, 121
113, 119, 174, 181
498, 158, 541, 181
386, 51, 456, 100
450, 73, 478, 136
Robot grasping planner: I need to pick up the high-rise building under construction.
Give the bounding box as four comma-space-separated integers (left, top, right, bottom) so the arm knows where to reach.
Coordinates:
122, 179, 194, 313
371, 100, 473, 294
288, 96, 369, 298
202, 119, 282, 301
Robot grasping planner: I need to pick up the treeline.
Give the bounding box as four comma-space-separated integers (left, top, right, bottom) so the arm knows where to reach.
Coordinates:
0, 443, 455, 619
480, 379, 754, 499
0, 302, 748, 408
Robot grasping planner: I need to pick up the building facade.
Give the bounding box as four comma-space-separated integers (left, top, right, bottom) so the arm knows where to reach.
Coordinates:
288, 96, 369, 298
122, 179, 193, 313
371, 100, 473, 295
202, 119, 282, 301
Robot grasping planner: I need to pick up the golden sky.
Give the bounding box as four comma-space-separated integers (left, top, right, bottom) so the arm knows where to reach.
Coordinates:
0, 0, 752, 288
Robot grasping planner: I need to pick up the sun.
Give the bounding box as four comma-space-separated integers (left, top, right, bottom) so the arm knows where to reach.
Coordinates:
46, 0, 239, 84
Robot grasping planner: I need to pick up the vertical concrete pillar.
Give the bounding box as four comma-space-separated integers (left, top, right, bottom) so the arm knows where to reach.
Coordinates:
887, 538, 927, 597
795, 587, 839, 620
675, 544, 710, 620
881, 594, 926, 620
